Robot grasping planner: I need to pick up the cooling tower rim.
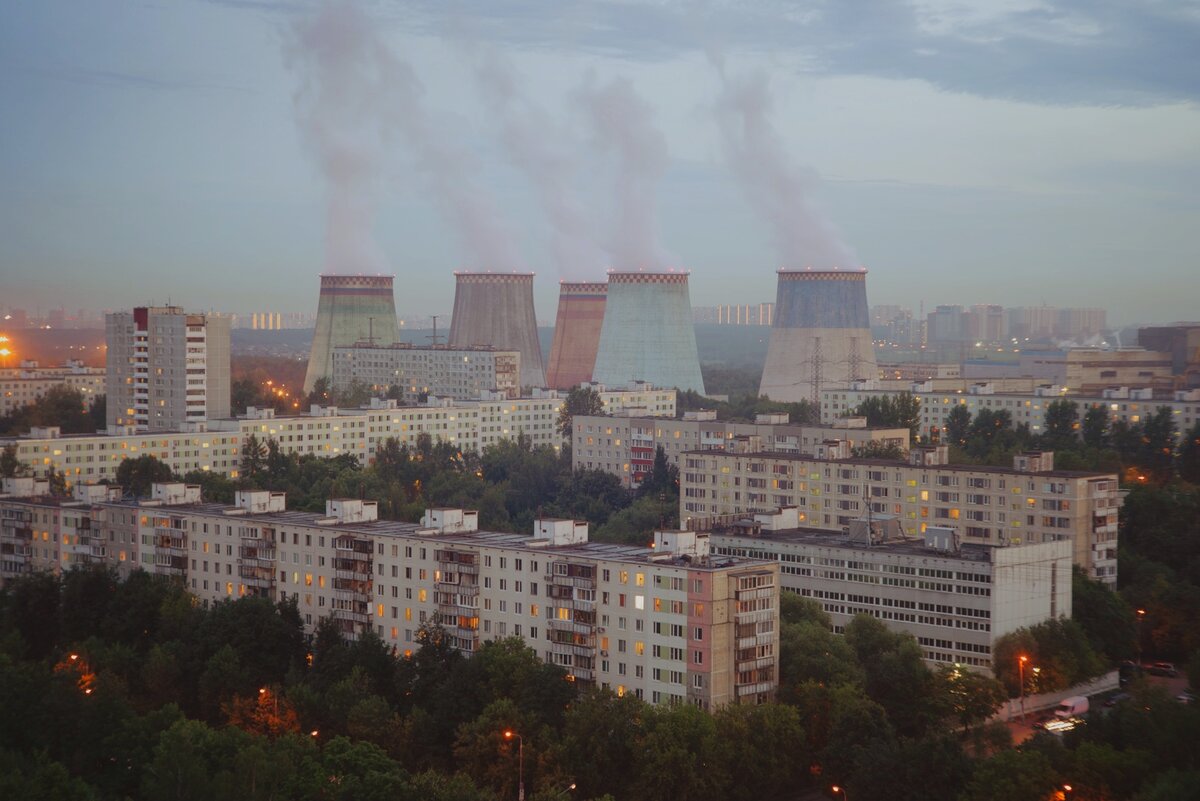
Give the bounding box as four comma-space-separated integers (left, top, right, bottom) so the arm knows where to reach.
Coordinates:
453, 271, 535, 281
606, 271, 691, 284
777, 268, 868, 279
558, 281, 609, 293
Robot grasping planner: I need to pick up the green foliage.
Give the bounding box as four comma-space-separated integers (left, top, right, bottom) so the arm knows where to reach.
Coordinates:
991, 618, 1107, 695
0, 385, 99, 436
945, 404, 971, 447
1181, 423, 1200, 485
851, 440, 905, 460
1071, 566, 1136, 662
1041, 399, 1079, 450
1, 443, 24, 478
959, 748, 1059, 801
1082, 404, 1109, 448
850, 391, 922, 439
115, 455, 175, 497
556, 385, 604, 439
676, 390, 820, 425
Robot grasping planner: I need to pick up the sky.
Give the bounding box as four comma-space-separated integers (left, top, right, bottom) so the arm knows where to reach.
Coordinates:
1, 0, 1198, 326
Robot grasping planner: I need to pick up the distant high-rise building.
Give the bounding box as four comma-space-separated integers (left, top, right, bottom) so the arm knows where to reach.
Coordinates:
106, 306, 231, 432
926, 305, 965, 344
963, 305, 1007, 343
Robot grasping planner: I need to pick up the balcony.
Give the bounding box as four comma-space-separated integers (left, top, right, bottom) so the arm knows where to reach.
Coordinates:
331, 603, 370, 624
547, 617, 596, 636
544, 571, 597, 590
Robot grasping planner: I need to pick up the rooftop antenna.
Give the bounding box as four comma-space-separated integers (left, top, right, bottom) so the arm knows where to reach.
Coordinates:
426, 315, 442, 347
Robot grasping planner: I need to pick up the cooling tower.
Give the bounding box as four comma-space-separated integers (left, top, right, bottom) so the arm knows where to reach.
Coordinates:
304, 275, 399, 393
758, 269, 876, 404
448, 272, 546, 388
591, 272, 705, 393
545, 281, 608, 390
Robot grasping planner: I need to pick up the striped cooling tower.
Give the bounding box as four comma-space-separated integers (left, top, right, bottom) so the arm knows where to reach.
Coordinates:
592, 272, 705, 393
758, 269, 876, 404
448, 272, 546, 388
304, 274, 399, 393
546, 281, 608, 390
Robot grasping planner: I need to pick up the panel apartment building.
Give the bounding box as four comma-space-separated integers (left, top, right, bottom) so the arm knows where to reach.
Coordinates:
705, 507, 1071, 671
331, 343, 521, 402
822, 382, 1200, 442
78, 485, 778, 709
679, 444, 1120, 585
106, 306, 231, 432
573, 410, 910, 489
0, 360, 105, 416
2, 385, 677, 485
0, 478, 126, 581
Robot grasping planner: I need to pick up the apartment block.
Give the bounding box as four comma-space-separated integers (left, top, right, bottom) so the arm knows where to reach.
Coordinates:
2, 387, 677, 485
0, 478, 126, 584
822, 383, 1200, 442
106, 306, 231, 432
0, 360, 105, 416
331, 343, 521, 402
98, 486, 778, 708
679, 445, 1119, 585
707, 507, 1072, 671
573, 410, 910, 489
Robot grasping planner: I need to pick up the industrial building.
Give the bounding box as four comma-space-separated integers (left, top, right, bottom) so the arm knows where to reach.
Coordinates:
2, 384, 676, 483
572, 410, 909, 489
304, 275, 399, 393
678, 445, 1120, 586
0, 360, 105, 417
1, 480, 780, 709
592, 272, 705, 394
545, 281, 607, 390
759, 270, 876, 404
106, 306, 231, 433
331, 343, 520, 401
707, 507, 1072, 671
448, 272, 546, 389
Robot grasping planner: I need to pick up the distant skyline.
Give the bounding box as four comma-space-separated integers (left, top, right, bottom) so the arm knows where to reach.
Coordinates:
2, 1, 1198, 326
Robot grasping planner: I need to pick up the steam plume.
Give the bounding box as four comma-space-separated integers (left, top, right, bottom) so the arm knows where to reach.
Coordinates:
290, 1, 522, 272
474, 52, 605, 279
714, 68, 856, 268
579, 76, 670, 270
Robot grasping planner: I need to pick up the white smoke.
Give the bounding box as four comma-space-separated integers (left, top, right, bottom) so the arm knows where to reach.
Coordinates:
288, 1, 392, 274
713, 66, 857, 269
289, 1, 522, 273
578, 75, 671, 271
473, 52, 606, 279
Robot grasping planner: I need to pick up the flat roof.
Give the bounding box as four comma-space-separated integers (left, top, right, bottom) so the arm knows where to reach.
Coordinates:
710, 523, 995, 563
679, 449, 1114, 479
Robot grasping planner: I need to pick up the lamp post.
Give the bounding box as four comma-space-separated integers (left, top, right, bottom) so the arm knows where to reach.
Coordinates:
1136, 609, 1146, 666
1018, 655, 1029, 720
504, 729, 524, 801
832, 786, 849, 801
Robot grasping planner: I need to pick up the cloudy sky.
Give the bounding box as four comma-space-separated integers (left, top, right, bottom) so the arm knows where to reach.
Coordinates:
2, 0, 1198, 325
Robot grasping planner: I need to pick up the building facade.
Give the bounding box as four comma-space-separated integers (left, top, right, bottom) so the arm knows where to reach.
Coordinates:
78, 485, 777, 708
822, 383, 1200, 442
331, 343, 520, 402
2, 386, 677, 485
707, 507, 1072, 671
573, 410, 909, 489
678, 446, 1119, 585
0, 360, 105, 416
106, 306, 231, 432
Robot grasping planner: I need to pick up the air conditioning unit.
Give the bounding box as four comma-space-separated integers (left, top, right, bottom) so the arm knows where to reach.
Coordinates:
600, 650, 609, 657
596, 627, 605, 633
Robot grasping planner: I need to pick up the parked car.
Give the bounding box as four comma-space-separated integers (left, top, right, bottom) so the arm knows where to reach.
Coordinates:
1177, 691, 1196, 705
1103, 692, 1132, 708
1119, 661, 1143, 687
1148, 662, 1178, 677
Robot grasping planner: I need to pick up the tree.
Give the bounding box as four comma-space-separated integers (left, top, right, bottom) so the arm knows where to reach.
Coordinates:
1041, 399, 1079, 450
851, 392, 921, 439
1082, 404, 1109, 448
1180, 423, 1200, 485
0, 443, 22, 477
946, 405, 972, 447
1071, 565, 1136, 662
636, 445, 678, 500
851, 441, 904, 460
933, 665, 1006, 732
115, 455, 174, 497
241, 434, 267, 480
556, 386, 604, 439
959, 748, 1059, 801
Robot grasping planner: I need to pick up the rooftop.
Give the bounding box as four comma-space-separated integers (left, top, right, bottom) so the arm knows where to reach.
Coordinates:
681, 449, 1115, 479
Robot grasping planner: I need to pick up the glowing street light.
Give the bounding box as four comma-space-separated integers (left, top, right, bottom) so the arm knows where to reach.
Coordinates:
832, 786, 849, 801
1019, 655, 1029, 720
504, 729, 525, 801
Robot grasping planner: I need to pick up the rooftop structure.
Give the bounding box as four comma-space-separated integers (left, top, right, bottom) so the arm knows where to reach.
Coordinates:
304, 275, 399, 393
546, 282, 607, 390
448, 272, 546, 388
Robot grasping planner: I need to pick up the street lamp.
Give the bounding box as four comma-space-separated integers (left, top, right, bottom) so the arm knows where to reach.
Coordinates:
504, 729, 525, 801
1136, 609, 1146, 666
832, 786, 848, 801
1018, 655, 1029, 720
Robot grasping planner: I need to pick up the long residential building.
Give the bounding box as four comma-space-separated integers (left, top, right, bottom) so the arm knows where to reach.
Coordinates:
2, 385, 676, 484
0, 360, 106, 416
331, 343, 521, 402
573, 410, 910, 489
822, 382, 1200, 441
0, 479, 780, 709
707, 507, 1072, 671
679, 445, 1120, 586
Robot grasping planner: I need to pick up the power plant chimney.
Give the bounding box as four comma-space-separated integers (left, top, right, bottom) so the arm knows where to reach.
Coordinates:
592, 271, 705, 393
546, 281, 607, 390
758, 269, 876, 404
304, 274, 399, 393
448, 272, 546, 388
